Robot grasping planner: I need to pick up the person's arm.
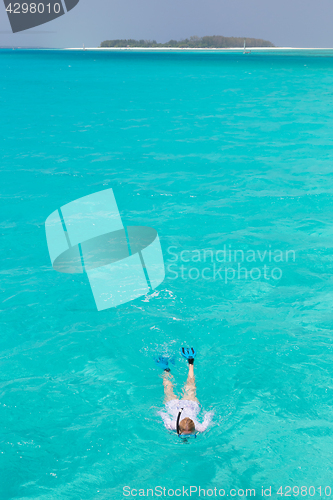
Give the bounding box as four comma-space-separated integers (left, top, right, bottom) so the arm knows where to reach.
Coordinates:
157, 410, 176, 431
195, 411, 214, 432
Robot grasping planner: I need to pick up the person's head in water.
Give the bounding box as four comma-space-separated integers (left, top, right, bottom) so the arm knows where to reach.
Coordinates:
179, 417, 195, 435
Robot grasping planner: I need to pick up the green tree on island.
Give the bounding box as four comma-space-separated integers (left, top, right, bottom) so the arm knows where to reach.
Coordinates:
100, 35, 274, 48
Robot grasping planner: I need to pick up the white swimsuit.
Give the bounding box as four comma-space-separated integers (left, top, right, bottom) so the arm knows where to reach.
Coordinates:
158, 399, 213, 432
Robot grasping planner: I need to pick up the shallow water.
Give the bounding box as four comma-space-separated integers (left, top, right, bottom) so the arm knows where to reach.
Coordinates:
2, 49, 333, 499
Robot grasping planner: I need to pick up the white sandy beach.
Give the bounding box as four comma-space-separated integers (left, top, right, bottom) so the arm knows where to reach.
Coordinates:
65, 47, 333, 51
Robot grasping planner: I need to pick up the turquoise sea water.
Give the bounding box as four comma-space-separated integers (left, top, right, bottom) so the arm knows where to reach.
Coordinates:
2, 49, 333, 499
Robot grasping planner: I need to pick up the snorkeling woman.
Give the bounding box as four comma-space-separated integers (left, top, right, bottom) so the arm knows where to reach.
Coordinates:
156, 348, 213, 438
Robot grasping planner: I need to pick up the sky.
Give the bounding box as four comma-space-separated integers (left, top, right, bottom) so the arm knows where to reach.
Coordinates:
1, 0, 333, 48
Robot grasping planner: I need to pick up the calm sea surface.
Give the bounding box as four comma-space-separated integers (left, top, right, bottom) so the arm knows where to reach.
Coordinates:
2, 49, 333, 499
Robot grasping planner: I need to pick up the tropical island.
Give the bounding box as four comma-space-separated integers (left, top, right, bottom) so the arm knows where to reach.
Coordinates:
100, 35, 274, 49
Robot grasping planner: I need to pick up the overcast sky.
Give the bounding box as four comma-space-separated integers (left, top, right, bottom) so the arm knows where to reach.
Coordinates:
1, 0, 333, 48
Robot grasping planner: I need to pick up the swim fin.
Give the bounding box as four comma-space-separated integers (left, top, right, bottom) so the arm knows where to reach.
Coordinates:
154, 355, 175, 372
181, 347, 196, 364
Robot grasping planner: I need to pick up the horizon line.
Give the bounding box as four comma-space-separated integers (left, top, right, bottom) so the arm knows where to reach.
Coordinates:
64, 47, 333, 51
3, 46, 333, 51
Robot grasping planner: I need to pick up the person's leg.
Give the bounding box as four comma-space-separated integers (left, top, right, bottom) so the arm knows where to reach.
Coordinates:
162, 371, 178, 403
182, 364, 199, 403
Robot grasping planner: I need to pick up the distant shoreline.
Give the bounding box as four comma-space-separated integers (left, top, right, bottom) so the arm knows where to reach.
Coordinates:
64, 47, 333, 51
2, 47, 333, 52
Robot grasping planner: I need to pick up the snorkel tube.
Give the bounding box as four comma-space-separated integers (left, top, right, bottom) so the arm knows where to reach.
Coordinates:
176, 408, 184, 436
